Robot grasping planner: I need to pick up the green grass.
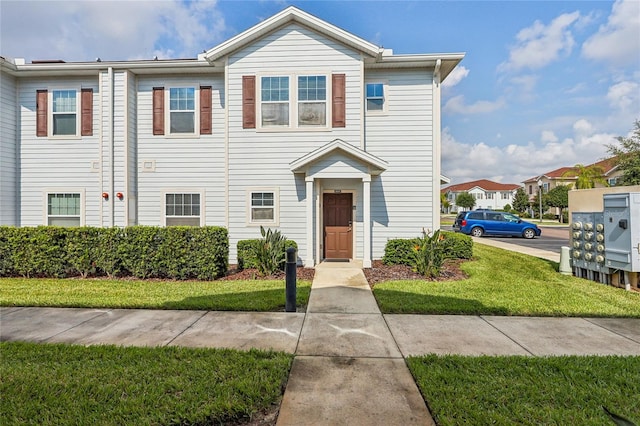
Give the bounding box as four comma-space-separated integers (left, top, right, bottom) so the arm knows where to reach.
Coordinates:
373, 244, 640, 317
0, 341, 292, 425
407, 354, 640, 425
0, 278, 311, 311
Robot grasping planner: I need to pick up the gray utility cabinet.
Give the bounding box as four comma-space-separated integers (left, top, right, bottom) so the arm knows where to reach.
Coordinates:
603, 192, 640, 272
571, 212, 608, 274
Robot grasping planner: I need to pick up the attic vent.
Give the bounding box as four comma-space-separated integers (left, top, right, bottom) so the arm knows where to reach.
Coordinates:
31, 60, 66, 64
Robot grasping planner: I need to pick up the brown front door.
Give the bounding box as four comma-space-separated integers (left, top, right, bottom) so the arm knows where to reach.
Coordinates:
323, 193, 353, 259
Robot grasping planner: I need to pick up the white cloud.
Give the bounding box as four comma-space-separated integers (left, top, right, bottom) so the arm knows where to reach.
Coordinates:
0, 0, 226, 61
607, 81, 640, 111
442, 123, 616, 185
582, 0, 640, 66
498, 11, 580, 72
442, 65, 469, 88
443, 95, 505, 115
541, 130, 558, 143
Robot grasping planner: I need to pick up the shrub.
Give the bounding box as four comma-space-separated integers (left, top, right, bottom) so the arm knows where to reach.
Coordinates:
237, 237, 297, 271
66, 227, 101, 278
382, 231, 472, 266
0, 226, 228, 280
502, 204, 512, 211
441, 231, 473, 259
255, 226, 288, 276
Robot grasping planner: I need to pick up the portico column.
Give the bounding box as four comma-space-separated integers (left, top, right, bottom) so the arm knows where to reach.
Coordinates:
305, 176, 315, 267
363, 175, 372, 268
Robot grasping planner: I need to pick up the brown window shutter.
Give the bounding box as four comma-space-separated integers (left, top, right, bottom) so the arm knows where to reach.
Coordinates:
81, 88, 93, 136
200, 86, 212, 135
332, 74, 346, 128
152, 87, 164, 135
242, 76, 256, 129
36, 90, 48, 137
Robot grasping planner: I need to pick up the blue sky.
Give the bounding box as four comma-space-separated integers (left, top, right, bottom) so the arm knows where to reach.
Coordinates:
1, 0, 638, 185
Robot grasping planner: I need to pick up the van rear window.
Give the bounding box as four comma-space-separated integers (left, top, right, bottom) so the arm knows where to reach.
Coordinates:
467, 212, 484, 220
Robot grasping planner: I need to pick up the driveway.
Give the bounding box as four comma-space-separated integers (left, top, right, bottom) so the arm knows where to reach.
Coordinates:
444, 225, 570, 254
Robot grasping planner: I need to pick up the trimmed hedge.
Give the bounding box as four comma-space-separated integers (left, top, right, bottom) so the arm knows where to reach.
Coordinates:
237, 239, 298, 270
0, 226, 228, 280
382, 231, 473, 266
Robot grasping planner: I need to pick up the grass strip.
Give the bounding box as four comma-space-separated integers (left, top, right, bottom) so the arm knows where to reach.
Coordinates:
407, 354, 640, 426
373, 244, 640, 317
0, 278, 311, 311
0, 341, 292, 425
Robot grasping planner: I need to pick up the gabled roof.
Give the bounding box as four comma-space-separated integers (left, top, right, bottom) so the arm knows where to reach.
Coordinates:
523, 167, 577, 183
203, 6, 381, 63
589, 157, 619, 176
290, 139, 387, 175
442, 179, 520, 193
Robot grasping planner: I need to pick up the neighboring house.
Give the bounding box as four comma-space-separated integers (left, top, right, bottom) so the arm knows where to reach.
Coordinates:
523, 157, 623, 201
0, 6, 464, 268
441, 179, 521, 212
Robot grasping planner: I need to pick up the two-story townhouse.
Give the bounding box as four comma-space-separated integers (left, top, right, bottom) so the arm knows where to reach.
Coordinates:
442, 179, 521, 212
0, 6, 464, 267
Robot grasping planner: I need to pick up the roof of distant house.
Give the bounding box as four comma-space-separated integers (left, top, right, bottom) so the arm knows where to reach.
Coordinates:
522, 157, 619, 184
442, 179, 521, 193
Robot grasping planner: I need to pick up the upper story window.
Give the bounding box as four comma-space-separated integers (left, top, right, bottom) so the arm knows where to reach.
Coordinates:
608, 178, 617, 186
261, 77, 290, 127
501, 192, 511, 199
47, 193, 81, 226
169, 88, 195, 134
542, 183, 550, 193
52, 90, 77, 135
486, 192, 495, 200
298, 76, 326, 126
366, 83, 384, 112
37, 88, 93, 138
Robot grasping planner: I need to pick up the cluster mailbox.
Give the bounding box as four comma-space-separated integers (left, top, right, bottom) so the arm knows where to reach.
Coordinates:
570, 192, 639, 290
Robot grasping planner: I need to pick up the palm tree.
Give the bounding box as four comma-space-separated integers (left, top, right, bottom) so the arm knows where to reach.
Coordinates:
563, 164, 608, 189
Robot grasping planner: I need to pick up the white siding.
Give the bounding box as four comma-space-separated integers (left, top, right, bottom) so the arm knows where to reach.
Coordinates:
227, 24, 363, 263
365, 69, 435, 258
136, 75, 226, 229
19, 77, 101, 226
0, 70, 18, 225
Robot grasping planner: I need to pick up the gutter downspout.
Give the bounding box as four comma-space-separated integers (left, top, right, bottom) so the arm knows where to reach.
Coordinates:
108, 66, 115, 227
433, 59, 442, 231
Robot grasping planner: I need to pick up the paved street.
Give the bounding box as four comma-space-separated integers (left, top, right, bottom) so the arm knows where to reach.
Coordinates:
445, 225, 569, 254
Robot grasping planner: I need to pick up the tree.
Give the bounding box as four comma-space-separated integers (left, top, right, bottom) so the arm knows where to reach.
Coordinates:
546, 185, 570, 223
531, 192, 550, 219
455, 192, 475, 211
512, 188, 530, 213
440, 192, 451, 213
608, 119, 640, 185
564, 164, 608, 189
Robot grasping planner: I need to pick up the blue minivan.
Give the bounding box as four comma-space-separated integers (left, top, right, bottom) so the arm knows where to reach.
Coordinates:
453, 210, 541, 239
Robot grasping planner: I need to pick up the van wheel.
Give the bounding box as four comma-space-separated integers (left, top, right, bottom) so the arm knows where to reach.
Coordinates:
523, 228, 535, 239
471, 227, 484, 237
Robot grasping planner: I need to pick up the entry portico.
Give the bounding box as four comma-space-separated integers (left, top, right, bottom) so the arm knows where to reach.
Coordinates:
290, 139, 387, 268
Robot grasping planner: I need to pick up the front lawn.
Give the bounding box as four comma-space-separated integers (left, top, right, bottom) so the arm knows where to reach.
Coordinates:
0, 342, 291, 425
0, 278, 311, 312
408, 354, 640, 425
373, 244, 640, 317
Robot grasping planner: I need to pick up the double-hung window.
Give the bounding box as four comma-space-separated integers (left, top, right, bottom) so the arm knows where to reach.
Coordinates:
52, 90, 77, 135
366, 83, 384, 112
298, 76, 326, 126
261, 77, 289, 127
47, 193, 81, 226
165, 193, 201, 226
169, 88, 195, 134
248, 189, 279, 226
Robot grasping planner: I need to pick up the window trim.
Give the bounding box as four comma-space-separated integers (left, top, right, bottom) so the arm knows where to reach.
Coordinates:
161, 189, 205, 226
43, 189, 85, 226
164, 85, 200, 137
256, 73, 332, 132
48, 87, 81, 139
246, 188, 280, 226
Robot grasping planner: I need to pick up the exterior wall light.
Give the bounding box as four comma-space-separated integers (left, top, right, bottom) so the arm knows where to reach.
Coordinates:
102, 192, 109, 200
116, 192, 124, 199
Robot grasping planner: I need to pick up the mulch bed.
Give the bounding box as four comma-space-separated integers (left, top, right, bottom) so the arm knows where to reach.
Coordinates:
222, 259, 468, 286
